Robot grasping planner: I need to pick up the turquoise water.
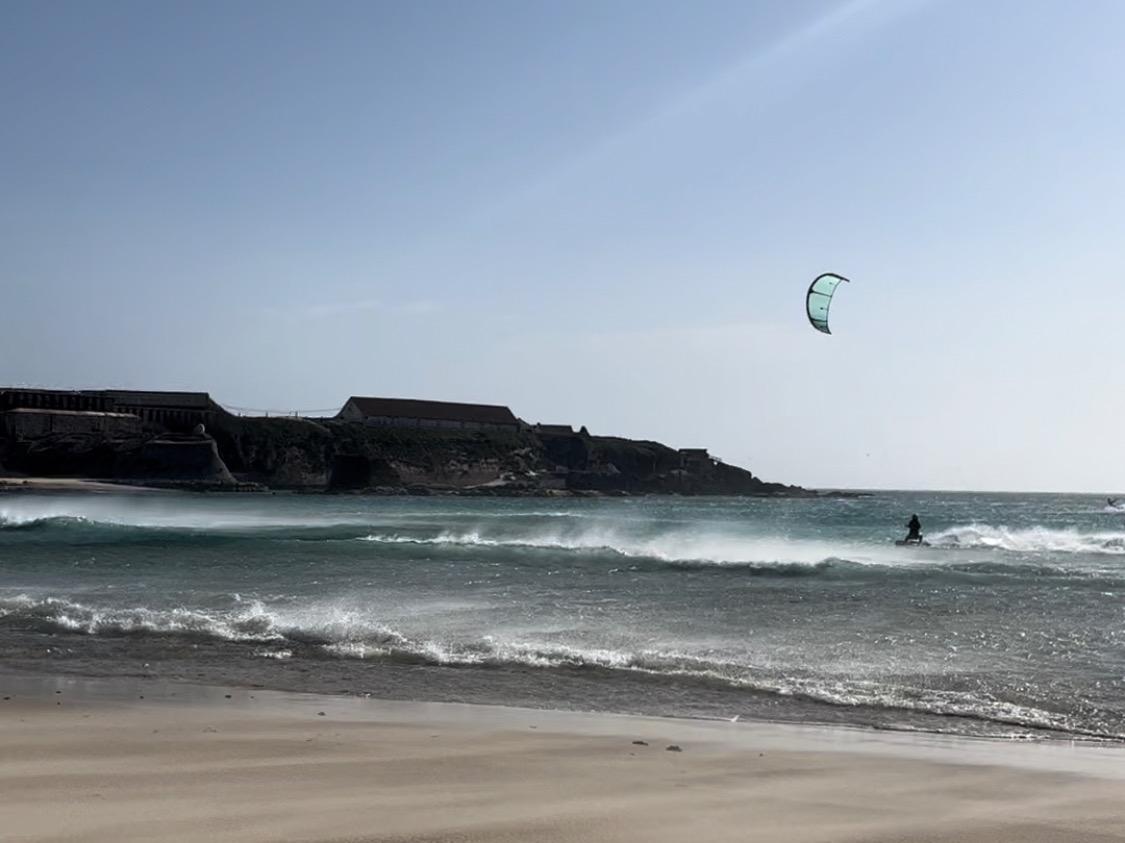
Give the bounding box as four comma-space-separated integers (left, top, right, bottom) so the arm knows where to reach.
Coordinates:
2, 490, 1124, 740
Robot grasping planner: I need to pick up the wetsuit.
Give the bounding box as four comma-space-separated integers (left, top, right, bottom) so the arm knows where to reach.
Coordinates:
905, 516, 922, 542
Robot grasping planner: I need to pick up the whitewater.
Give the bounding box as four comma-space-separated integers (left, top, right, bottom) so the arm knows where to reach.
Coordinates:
2, 490, 1124, 741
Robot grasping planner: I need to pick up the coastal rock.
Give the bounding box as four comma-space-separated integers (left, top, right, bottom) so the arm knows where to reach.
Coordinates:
207, 415, 547, 493
0, 406, 808, 497
1, 432, 236, 487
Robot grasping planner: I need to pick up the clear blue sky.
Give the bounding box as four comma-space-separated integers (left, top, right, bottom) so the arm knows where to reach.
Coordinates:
3, 0, 1123, 492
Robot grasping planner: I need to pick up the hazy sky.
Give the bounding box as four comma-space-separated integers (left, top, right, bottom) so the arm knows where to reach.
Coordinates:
3, 0, 1124, 492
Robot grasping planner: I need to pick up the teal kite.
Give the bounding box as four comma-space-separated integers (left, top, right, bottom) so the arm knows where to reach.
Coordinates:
805, 273, 849, 334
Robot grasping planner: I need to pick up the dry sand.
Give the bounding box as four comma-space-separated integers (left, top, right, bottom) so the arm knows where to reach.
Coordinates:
0, 477, 148, 493
1, 675, 1123, 843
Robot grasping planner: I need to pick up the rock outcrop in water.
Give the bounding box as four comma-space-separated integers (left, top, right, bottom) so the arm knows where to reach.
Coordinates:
0, 410, 808, 496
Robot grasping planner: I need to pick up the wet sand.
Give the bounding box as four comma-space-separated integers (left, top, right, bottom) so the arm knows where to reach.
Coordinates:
2, 673, 1123, 842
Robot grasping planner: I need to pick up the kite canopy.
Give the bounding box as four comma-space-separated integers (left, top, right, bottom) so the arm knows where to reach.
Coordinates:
805, 272, 849, 334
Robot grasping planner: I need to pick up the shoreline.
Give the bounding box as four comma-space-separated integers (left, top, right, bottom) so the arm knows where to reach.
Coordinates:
0, 476, 158, 493
4, 670, 1125, 776
3, 670, 1124, 842
0, 475, 863, 498
3, 649, 1115, 745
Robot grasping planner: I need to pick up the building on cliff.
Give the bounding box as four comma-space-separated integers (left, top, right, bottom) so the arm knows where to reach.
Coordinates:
3, 408, 143, 439
533, 424, 576, 436
337, 396, 520, 432
1, 388, 113, 414
678, 448, 715, 475
0, 388, 219, 434
99, 390, 217, 430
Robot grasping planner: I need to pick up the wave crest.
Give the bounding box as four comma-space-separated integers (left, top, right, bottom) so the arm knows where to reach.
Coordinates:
358, 530, 858, 570
0, 594, 282, 640
932, 524, 1125, 555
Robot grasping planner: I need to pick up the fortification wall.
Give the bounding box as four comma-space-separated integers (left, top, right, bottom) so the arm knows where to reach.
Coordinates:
3, 410, 142, 440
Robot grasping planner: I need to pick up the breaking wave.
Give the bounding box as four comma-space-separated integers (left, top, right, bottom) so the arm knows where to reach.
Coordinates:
932, 524, 1125, 555
0, 505, 369, 532
358, 529, 880, 568
1, 593, 1115, 740
0, 593, 281, 640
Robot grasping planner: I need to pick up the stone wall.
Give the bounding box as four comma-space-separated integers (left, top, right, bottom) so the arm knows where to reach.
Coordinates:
0, 389, 217, 433
3, 409, 142, 440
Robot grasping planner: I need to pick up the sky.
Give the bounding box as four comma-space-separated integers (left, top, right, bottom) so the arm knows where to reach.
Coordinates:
2, 0, 1124, 493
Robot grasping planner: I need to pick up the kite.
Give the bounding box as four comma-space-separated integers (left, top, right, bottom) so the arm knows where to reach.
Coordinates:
805, 272, 849, 334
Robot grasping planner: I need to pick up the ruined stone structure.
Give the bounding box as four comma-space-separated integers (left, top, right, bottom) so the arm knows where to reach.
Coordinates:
100, 390, 216, 430
678, 448, 715, 475
0, 388, 219, 434
0, 389, 113, 414
3, 409, 142, 439
533, 424, 576, 436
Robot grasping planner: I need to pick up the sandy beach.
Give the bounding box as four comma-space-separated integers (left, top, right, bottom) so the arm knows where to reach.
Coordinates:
0, 477, 153, 494
2, 674, 1123, 843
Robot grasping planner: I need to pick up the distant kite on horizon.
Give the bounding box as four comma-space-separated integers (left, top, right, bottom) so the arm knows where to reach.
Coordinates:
805, 272, 849, 334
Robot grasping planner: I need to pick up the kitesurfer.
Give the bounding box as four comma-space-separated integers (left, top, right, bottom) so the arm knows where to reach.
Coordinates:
904, 514, 922, 544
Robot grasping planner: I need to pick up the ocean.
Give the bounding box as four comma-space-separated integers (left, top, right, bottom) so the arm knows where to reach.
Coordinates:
2, 490, 1123, 742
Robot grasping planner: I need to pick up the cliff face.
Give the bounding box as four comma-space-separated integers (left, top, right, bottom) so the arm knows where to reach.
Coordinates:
207, 415, 544, 492
0, 411, 806, 496
536, 431, 799, 496
204, 417, 804, 496
0, 432, 236, 487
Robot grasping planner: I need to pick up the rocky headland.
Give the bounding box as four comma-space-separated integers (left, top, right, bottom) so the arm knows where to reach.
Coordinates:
0, 412, 816, 497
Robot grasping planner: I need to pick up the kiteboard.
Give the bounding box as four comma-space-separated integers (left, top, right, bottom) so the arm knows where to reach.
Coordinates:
894, 539, 931, 547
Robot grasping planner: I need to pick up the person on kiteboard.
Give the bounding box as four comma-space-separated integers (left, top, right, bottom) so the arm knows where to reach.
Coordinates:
904, 514, 922, 543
